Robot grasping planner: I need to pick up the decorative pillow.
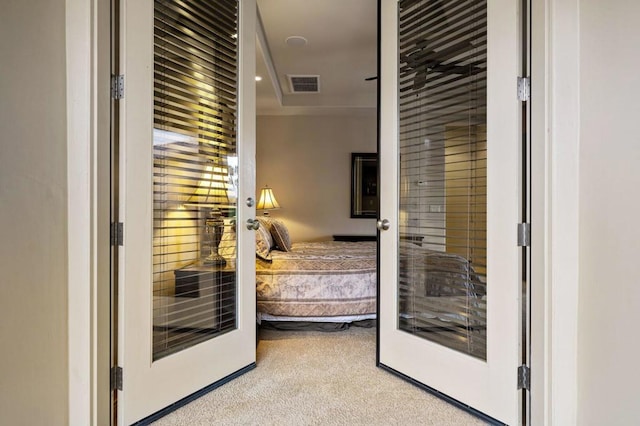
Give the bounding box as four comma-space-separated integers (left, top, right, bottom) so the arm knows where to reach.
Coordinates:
256, 216, 274, 232
270, 219, 292, 252
255, 223, 273, 260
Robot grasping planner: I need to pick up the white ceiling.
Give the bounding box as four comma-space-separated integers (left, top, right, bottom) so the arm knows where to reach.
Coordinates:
255, 0, 378, 115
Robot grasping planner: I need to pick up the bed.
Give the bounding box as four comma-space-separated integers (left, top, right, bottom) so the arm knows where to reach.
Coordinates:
253, 218, 376, 325
256, 240, 377, 322
252, 218, 485, 339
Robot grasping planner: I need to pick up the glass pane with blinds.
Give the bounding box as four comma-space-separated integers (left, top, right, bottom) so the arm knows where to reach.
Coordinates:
397, 0, 487, 360
152, 0, 239, 361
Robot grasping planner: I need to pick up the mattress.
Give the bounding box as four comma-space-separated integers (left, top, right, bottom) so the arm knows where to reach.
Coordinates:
256, 241, 377, 318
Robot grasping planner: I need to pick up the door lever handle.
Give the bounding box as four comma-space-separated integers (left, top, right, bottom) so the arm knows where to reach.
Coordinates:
376, 219, 390, 231
246, 218, 260, 230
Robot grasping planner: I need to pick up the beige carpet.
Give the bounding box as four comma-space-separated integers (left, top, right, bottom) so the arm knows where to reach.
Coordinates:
152, 326, 487, 425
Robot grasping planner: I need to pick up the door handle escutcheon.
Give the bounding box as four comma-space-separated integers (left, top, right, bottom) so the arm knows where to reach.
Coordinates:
376, 219, 390, 231
246, 218, 260, 230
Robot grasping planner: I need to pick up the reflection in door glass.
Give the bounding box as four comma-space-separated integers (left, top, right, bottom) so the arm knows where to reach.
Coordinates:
152, 0, 239, 361
397, 0, 487, 360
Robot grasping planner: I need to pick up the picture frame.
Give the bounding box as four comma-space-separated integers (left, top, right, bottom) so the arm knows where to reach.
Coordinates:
350, 153, 378, 218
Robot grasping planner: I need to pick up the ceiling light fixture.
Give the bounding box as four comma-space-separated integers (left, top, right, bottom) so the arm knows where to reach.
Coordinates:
255, 76, 263, 82
285, 36, 308, 47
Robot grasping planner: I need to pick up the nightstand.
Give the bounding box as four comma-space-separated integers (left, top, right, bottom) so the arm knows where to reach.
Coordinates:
173, 262, 236, 330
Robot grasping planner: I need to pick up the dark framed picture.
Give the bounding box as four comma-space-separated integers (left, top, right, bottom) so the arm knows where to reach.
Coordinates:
351, 153, 378, 218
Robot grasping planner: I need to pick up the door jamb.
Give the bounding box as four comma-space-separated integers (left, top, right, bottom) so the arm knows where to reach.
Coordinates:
66, 0, 112, 424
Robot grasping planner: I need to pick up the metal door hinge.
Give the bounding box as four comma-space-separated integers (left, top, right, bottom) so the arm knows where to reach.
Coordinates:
517, 365, 530, 390
111, 222, 124, 246
111, 366, 123, 391
111, 74, 125, 100
517, 223, 531, 247
517, 76, 530, 102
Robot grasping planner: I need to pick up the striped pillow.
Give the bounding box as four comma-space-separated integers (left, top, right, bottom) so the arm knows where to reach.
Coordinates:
270, 219, 292, 252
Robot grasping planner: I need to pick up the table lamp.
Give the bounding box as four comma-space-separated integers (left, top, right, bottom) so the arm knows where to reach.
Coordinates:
188, 161, 230, 265
256, 186, 280, 215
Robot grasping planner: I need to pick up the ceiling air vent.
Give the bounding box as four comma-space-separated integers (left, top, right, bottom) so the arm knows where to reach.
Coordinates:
288, 75, 320, 93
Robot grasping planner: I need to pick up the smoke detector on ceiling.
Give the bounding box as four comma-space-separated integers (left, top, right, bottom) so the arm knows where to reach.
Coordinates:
288, 75, 320, 93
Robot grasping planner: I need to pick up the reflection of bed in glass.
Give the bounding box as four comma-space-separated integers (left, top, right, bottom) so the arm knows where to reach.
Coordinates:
398, 242, 487, 360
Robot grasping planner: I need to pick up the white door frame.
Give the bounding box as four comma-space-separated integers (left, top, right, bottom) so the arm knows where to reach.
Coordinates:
66, 0, 112, 423
530, 0, 580, 424
65, 0, 580, 423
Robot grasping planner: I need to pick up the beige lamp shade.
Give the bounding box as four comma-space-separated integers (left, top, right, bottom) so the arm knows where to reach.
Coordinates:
256, 186, 280, 211
184, 162, 229, 208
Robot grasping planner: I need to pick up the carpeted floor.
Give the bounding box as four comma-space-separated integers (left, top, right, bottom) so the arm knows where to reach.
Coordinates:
152, 326, 487, 425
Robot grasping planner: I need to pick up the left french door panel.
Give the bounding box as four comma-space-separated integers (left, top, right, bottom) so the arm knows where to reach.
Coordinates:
118, 0, 256, 423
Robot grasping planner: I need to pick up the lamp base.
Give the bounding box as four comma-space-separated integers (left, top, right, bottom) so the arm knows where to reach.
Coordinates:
203, 253, 227, 266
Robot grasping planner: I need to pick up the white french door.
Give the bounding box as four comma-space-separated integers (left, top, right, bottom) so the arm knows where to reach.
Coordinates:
117, 0, 257, 423
378, 0, 523, 423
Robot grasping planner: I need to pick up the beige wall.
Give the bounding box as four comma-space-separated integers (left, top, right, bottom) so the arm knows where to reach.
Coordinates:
0, 0, 69, 424
577, 0, 640, 423
257, 113, 377, 242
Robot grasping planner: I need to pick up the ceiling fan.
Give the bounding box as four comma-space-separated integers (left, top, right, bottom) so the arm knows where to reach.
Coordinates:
400, 0, 484, 90
364, 0, 484, 90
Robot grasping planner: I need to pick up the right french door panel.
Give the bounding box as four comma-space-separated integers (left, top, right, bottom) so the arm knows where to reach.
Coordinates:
378, 0, 523, 423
